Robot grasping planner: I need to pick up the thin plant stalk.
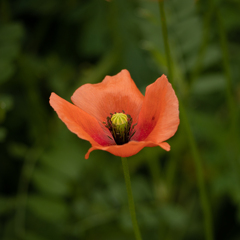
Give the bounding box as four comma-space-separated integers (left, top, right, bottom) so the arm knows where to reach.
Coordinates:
215, 4, 240, 193
180, 103, 214, 240
159, 0, 174, 84
158, 1, 214, 240
190, 1, 215, 86
15, 147, 43, 238
121, 157, 142, 240
215, 9, 237, 135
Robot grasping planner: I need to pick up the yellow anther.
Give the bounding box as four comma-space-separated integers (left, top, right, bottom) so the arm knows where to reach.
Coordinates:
111, 113, 128, 126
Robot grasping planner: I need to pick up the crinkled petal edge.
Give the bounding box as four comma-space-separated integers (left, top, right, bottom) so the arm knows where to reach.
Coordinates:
85, 140, 170, 159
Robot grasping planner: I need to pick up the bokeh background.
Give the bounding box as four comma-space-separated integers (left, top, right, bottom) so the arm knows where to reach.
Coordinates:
1, 0, 240, 239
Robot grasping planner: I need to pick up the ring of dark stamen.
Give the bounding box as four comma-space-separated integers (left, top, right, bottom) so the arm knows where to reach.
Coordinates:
103, 110, 137, 145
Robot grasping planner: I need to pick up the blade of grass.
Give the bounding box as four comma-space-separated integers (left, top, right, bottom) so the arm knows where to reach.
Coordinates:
158, 1, 214, 240
215, 8, 238, 135
214, 2, 240, 195
190, 1, 215, 86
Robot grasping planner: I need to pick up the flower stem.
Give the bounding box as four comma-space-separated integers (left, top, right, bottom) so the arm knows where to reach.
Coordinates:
158, 1, 214, 240
121, 157, 142, 240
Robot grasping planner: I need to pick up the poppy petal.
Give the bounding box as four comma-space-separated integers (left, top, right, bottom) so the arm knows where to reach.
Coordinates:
132, 75, 179, 143
85, 140, 170, 159
71, 69, 144, 126
159, 142, 170, 151
50, 93, 114, 146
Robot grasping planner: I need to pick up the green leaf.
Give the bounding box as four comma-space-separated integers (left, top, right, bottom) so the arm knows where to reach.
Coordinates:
7, 142, 28, 157
192, 73, 225, 94
0, 23, 24, 43
28, 195, 68, 222
0, 61, 14, 84
0, 197, 15, 215
32, 168, 71, 196
159, 204, 188, 229
24, 231, 48, 240
0, 127, 7, 142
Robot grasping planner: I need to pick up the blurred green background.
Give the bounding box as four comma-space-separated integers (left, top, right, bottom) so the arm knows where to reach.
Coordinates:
1, 0, 240, 239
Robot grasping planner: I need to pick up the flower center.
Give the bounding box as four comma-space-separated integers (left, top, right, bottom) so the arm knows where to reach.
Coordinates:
111, 112, 128, 128
103, 111, 137, 145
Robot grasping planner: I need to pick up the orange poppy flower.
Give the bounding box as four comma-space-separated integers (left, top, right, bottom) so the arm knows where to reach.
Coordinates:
50, 69, 179, 159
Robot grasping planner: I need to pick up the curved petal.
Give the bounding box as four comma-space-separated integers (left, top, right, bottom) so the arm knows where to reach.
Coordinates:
85, 140, 170, 159
71, 69, 144, 126
132, 75, 179, 143
50, 93, 114, 146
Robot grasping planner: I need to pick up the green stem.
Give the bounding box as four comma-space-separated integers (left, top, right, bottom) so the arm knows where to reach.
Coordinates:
180, 103, 214, 240
215, 9, 237, 135
215, 2, 240, 192
15, 147, 43, 238
158, 1, 214, 240
121, 157, 142, 240
190, 1, 214, 86
159, 0, 174, 84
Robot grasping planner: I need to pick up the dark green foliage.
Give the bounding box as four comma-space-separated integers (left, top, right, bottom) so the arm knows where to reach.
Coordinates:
0, 0, 240, 239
